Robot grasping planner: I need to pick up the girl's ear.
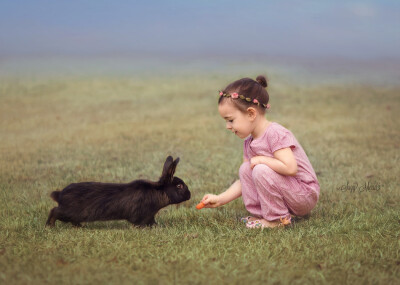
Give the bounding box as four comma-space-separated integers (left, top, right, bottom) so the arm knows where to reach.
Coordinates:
246, 107, 257, 121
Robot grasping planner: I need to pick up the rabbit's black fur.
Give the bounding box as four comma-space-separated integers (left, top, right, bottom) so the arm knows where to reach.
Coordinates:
46, 156, 190, 227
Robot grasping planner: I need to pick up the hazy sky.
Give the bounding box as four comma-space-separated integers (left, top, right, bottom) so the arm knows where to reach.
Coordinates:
0, 0, 399, 59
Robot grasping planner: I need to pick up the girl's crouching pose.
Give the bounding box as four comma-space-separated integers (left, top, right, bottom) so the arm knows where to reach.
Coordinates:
201, 75, 320, 229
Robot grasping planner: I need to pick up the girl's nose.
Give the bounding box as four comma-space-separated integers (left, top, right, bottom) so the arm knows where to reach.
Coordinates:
226, 123, 232, 130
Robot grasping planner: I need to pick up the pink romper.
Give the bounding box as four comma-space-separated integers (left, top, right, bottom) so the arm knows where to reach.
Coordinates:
239, 122, 320, 222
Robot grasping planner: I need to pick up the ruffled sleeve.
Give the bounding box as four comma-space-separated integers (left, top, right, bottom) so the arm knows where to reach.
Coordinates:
268, 127, 296, 153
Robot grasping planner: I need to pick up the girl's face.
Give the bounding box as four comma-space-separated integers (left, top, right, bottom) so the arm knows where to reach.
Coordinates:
218, 100, 254, 139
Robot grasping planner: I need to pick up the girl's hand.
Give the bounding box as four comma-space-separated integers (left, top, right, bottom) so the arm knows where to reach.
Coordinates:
201, 194, 221, 208
250, 156, 264, 169
250, 150, 298, 176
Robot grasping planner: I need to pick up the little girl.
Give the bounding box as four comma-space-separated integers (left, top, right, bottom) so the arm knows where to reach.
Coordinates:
201, 75, 320, 228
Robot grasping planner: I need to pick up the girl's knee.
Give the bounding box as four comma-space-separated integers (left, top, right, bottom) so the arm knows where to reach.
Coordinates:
252, 164, 275, 182
239, 161, 252, 178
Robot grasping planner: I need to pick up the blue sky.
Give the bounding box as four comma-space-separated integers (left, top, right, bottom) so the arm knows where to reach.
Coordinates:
0, 0, 399, 59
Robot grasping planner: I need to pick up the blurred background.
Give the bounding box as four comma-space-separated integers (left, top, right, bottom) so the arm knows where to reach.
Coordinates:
1, 2, 399, 283
1, 0, 399, 82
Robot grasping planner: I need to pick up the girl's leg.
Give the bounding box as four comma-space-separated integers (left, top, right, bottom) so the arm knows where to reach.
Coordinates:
251, 164, 318, 222
239, 162, 263, 218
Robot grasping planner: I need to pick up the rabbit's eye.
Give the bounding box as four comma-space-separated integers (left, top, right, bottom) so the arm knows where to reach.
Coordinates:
177, 184, 183, 189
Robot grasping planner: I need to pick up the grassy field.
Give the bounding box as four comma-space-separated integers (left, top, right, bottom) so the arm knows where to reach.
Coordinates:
0, 63, 399, 284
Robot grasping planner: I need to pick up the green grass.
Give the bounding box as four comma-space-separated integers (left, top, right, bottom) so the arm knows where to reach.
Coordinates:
0, 68, 399, 284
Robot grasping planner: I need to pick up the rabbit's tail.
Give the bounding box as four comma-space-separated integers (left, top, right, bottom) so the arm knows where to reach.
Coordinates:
50, 191, 61, 203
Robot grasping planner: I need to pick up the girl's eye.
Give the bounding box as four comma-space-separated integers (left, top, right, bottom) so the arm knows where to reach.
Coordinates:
177, 184, 183, 189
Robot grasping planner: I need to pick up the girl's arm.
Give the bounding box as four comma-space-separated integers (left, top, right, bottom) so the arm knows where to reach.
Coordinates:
201, 157, 247, 208
250, 147, 298, 176
201, 179, 242, 208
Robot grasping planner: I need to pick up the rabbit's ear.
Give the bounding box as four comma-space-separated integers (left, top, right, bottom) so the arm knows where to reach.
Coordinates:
161, 156, 174, 180
160, 156, 179, 184
169, 157, 180, 179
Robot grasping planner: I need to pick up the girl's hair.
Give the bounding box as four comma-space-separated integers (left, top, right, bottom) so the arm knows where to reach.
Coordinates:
218, 75, 269, 114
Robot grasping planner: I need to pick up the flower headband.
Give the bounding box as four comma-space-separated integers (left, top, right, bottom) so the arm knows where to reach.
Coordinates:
219, 91, 270, 109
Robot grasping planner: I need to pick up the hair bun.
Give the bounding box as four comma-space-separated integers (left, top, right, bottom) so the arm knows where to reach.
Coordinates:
256, 75, 267, 88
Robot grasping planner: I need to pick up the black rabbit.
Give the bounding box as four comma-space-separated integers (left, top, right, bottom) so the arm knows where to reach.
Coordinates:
46, 156, 190, 228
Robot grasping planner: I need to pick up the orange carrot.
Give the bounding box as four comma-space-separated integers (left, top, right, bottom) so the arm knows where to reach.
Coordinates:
196, 202, 205, 210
